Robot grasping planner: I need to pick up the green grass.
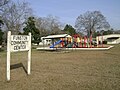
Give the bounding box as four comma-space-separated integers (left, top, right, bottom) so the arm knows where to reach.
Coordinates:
0, 44, 120, 90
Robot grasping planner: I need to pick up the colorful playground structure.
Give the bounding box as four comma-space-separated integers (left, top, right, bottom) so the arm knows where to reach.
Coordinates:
48, 34, 98, 48
37, 34, 114, 50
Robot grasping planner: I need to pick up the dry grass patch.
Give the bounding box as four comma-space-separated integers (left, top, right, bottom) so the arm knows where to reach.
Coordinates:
0, 45, 120, 90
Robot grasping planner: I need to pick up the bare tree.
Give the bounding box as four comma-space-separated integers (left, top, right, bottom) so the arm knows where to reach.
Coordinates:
45, 15, 63, 34
1, 0, 33, 34
75, 11, 110, 37
0, 0, 9, 7
35, 15, 63, 35
35, 17, 49, 37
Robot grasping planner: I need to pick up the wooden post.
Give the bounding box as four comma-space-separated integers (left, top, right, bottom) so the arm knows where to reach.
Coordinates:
90, 34, 92, 48
84, 36, 86, 47
102, 33, 103, 47
7, 31, 11, 81
98, 35, 99, 47
28, 32, 31, 75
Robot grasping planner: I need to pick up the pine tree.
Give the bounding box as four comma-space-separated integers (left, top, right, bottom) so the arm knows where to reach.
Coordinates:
23, 17, 40, 44
63, 24, 76, 35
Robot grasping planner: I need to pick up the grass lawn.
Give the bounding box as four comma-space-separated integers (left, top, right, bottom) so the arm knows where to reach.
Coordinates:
0, 44, 120, 90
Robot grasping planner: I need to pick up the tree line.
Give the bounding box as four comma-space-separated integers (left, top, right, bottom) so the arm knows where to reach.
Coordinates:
0, 0, 120, 45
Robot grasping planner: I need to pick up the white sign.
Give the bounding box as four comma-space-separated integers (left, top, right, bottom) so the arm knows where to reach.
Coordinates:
7, 31, 31, 81
10, 35, 29, 52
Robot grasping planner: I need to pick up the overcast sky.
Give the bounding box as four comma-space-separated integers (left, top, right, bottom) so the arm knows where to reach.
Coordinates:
26, 0, 120, 30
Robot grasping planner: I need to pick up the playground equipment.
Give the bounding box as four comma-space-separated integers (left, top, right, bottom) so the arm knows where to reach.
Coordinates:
49, 34, 99, 48
36, 34, 114, 51
50, 40, 62, 48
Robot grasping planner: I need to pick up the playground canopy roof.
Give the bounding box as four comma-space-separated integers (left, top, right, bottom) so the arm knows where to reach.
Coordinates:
42, 34, 71, 39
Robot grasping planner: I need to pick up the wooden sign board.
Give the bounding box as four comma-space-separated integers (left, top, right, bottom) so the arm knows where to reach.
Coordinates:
7, 31, 31, 81
10, 35, 30, 52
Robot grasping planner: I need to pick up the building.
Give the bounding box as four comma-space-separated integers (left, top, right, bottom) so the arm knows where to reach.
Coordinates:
39, 34, 71, 45
39, 37, 52, 45
96, 34, 120, 44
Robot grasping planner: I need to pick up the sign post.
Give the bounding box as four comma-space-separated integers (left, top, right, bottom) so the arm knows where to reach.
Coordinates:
7, 31, 31, 81
28, 33, 31, 75
7, 31, 11, 81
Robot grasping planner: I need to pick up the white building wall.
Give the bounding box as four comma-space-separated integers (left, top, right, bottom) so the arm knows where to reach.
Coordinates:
39, 37, 52, 45
116, 38, 120, 44
42, 39, 52, 45
96, 34, 120, 44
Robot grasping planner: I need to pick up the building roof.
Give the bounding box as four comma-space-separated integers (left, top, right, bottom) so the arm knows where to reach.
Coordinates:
97, 34, 120, 38
42, 34, 71, 39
